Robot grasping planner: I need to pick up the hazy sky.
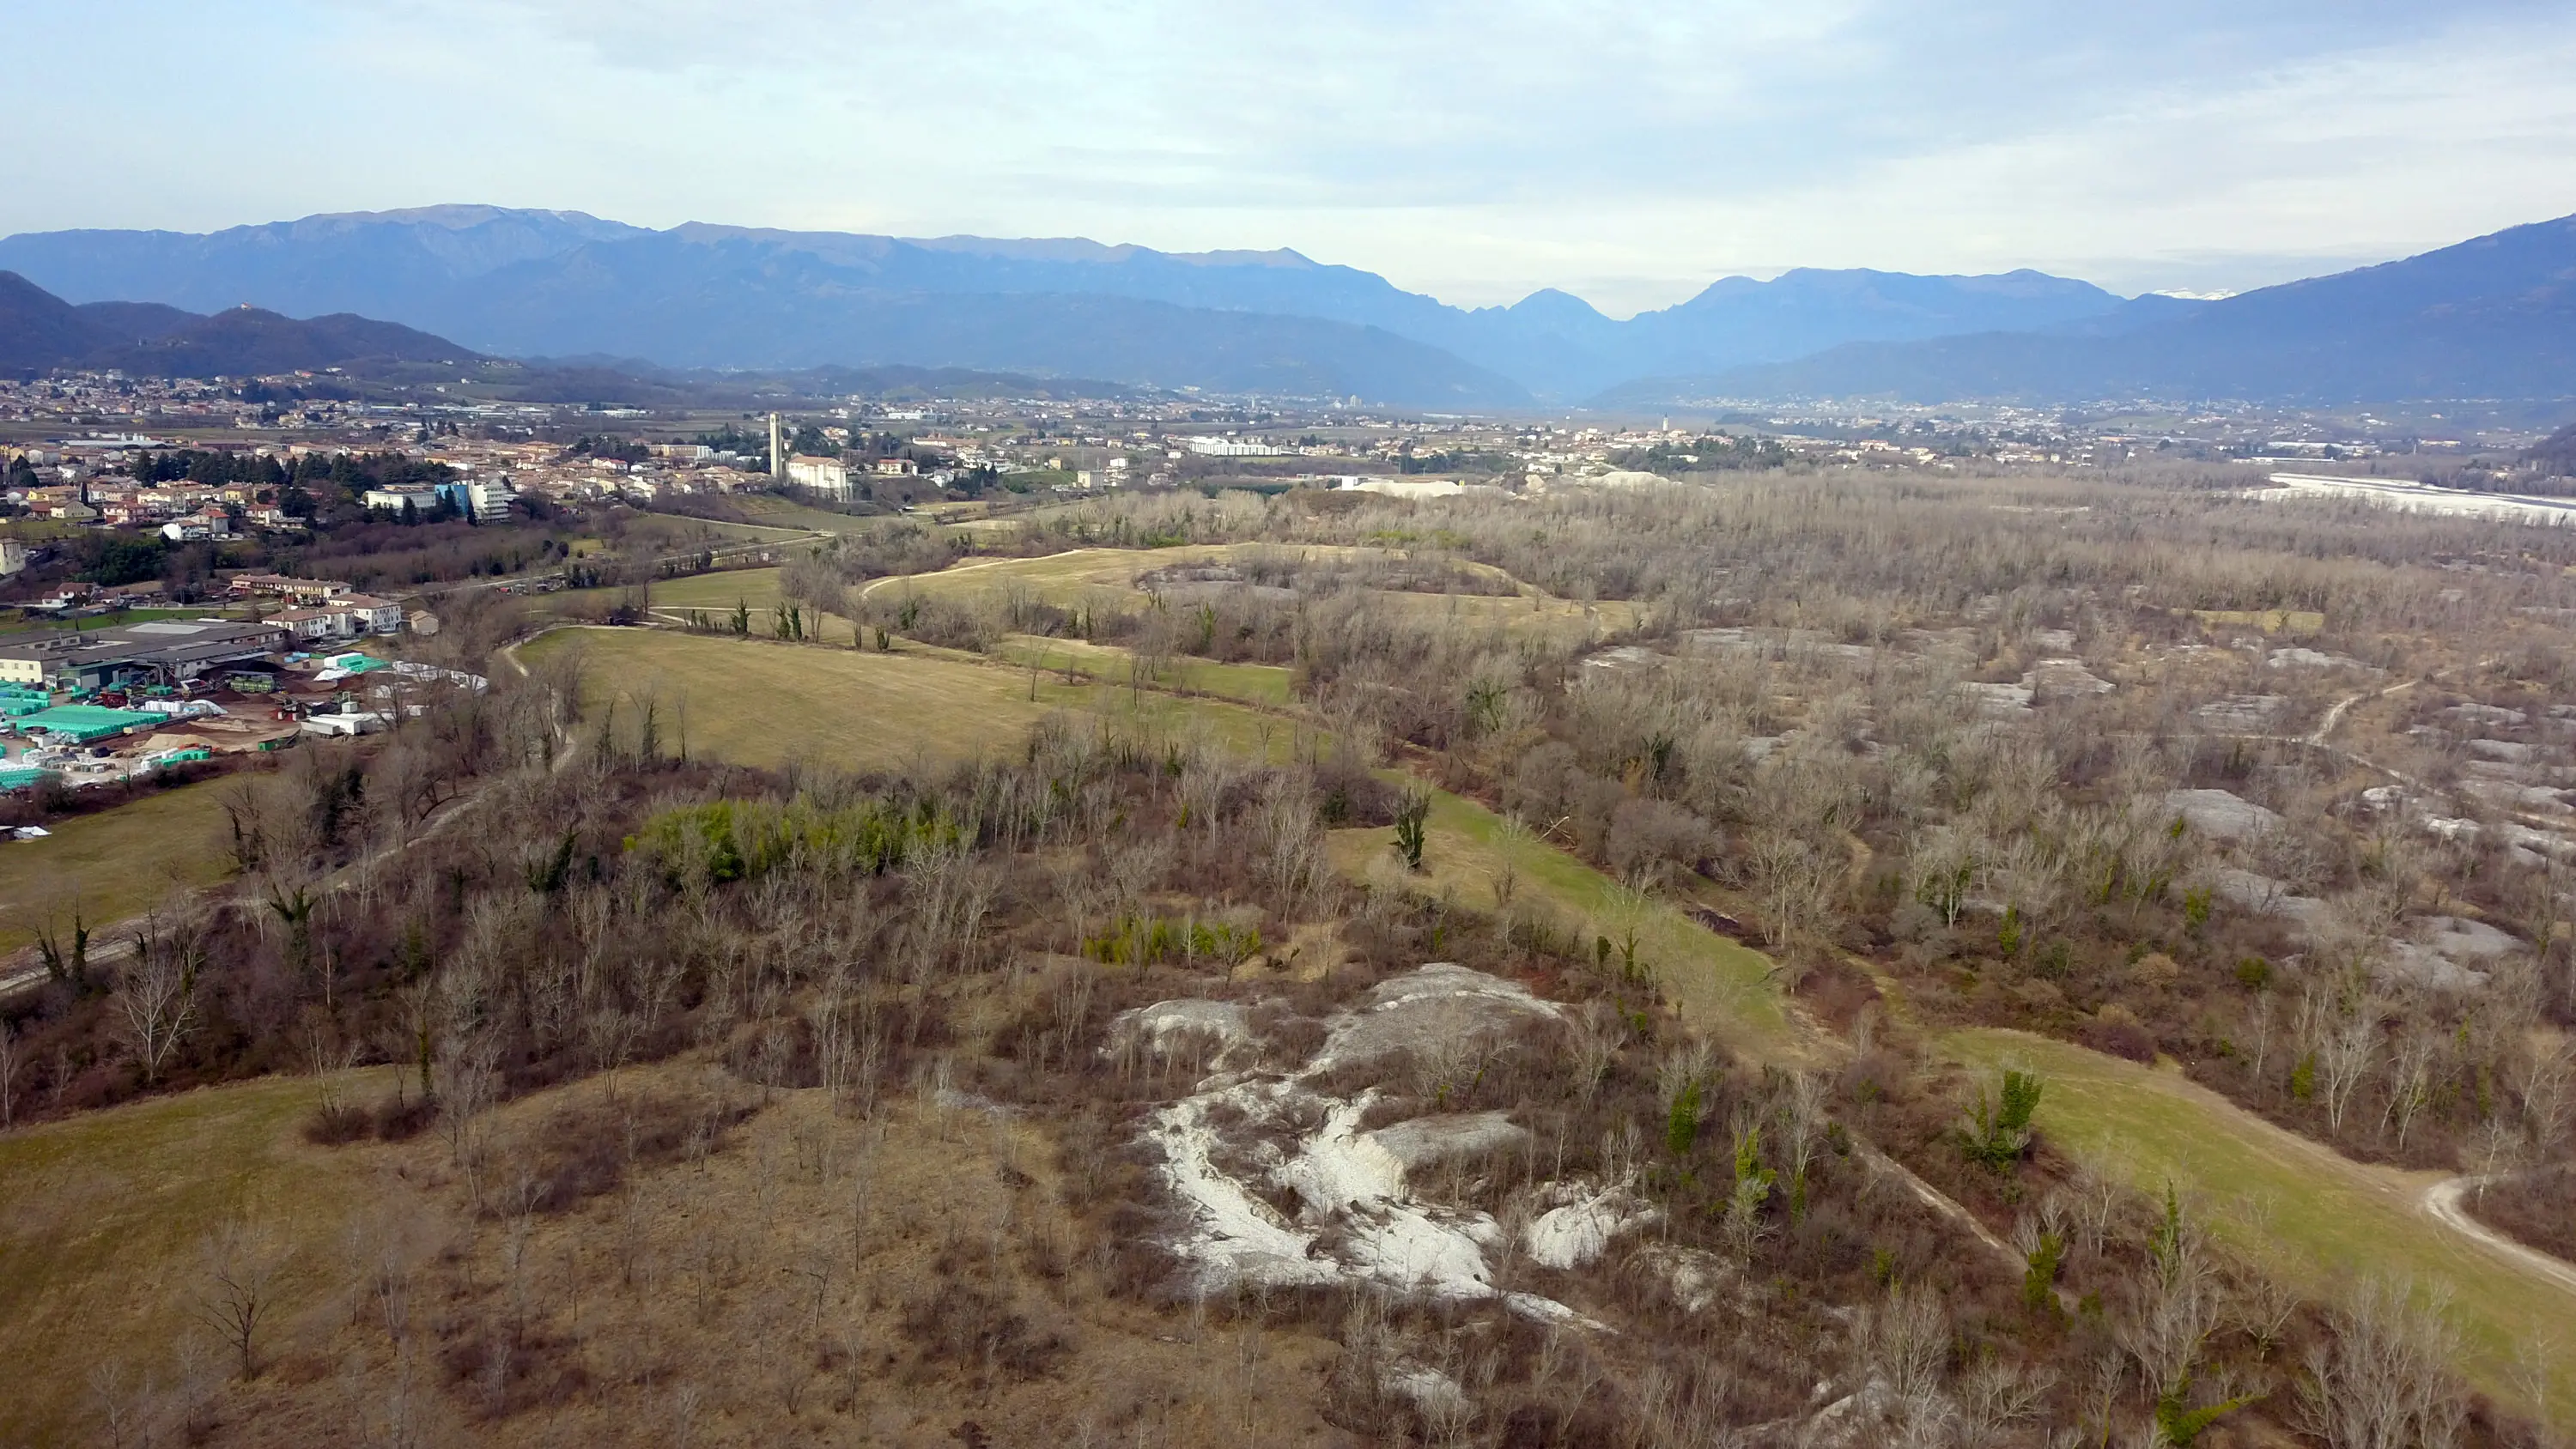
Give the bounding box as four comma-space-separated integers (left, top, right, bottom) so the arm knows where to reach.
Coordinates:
11, 0, 2575, 313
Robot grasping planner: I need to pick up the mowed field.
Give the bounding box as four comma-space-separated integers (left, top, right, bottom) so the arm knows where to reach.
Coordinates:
720, 496, 884, 534
0, 781, 237, 955
1943, 1028, 2576, 1421
864, 544, 1640, 642
990, 635, 1297, 707
544, 567, 863, 645
0, 1070, 395, 1445
518, 627, 1309, 773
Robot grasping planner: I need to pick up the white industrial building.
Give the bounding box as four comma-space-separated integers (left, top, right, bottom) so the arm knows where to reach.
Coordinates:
1184, 436, 1279, 458
787, 454, 853, 497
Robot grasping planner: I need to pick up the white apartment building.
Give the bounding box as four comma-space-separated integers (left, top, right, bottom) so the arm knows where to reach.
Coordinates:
787, 454, 853, 497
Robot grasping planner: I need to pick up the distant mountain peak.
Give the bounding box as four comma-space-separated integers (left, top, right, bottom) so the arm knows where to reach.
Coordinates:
291, 203, 639, 232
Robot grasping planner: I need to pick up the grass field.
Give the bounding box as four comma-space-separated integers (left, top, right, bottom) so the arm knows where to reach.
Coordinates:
992, 634, 1297, 707
544, 567, 870, 645
0, 782, 236, 954
1327, 791, 1795, 1057
868, 543, 1638, 644
860, 544, 1236, 606
0, 1070, 392, 1445
519, 627, 1307, 774
1943, 1028, 2576, 1422
722, 496, 886, 534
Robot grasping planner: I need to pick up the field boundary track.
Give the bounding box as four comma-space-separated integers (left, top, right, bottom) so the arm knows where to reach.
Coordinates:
1944, 1028, 2576, 1416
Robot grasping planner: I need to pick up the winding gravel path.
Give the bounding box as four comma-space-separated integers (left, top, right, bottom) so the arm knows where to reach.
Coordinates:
2421, 1175, 2576, 1298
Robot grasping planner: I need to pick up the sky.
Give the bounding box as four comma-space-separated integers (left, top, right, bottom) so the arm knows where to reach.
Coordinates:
9, 0, 2575, 315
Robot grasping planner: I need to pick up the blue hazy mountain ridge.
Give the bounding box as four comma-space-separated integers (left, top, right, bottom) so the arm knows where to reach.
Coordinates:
0, 208, 2131, 402
432, 230, 1528, 404
0, 206, 650, 319
7, 207, 2568, 404
0, 270, 474, 375
1620, 214, 2576, 405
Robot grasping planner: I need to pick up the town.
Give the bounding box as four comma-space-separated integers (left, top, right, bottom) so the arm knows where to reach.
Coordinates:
6, 364, 2576, 1449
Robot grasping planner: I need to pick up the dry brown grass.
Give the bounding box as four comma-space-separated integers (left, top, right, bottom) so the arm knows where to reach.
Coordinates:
0, 1069, 398, 1445
25, 1055, 1350, 1449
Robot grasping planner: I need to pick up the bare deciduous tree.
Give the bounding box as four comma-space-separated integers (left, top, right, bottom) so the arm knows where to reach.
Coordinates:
0, 1019, 19, 1128
2298, 1279, 2465, 1449
195, 1219, 282, 1379
117, 915, 205, 1085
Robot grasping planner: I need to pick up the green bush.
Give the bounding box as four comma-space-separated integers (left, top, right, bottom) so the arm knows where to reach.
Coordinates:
626, 796, 954, 886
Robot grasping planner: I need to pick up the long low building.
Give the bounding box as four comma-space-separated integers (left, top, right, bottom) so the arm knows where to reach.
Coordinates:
0, 619, 287, 692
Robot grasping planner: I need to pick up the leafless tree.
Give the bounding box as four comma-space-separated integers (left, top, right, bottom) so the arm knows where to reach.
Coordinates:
2314, 997, 2384, 1134
0, 1019, 19, 1128
2517, 1040, 2575, 1158
1568, 1002, 1625, 1101
1747, 828, 1841, 951
86, 1360, 143, 1449
2379, 1028, 2439, 1151
195, 1219, 282, 1379
1956, 1359, 2055, 1446
2298, 1279, 2465, 1449
116, 928, 203, 1086
432, 1031, 501, 1206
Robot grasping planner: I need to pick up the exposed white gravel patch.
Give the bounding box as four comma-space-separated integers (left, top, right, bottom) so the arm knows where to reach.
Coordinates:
1139, 965, 1599, 1319
1522, 1181, 1659, 1270
1368, 1112, 1528, 1170
2164, 788, 2284, 842
1115, 998, 1252, 1057
1313, 963, 1563, 1071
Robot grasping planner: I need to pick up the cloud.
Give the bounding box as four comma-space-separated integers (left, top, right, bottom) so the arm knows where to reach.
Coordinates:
8, 0, 2573, 311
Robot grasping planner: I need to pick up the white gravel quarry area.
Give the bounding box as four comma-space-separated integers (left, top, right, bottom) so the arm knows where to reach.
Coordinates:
2380, 915, 2528, 993
1313, 962, 1563, 1070
1522, 1180, 1660, 1270
1134, 964, 1639, 1319
1368, 1111, 1528, 1169
1110, 998, 1254, 1065
2163, 787, 2284, 842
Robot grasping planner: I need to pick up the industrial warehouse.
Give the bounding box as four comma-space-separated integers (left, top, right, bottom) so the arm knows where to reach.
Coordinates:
0, 618, 287, 693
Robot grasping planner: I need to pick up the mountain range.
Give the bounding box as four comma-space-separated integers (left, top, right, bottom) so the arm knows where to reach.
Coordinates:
2, 205, 2571, 407
1644, 214, 2576, 408
0, 270, 474, 378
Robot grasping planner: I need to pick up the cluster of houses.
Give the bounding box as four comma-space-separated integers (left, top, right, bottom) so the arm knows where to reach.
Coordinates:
222, 574, 415, 642
2, 472, 295, 537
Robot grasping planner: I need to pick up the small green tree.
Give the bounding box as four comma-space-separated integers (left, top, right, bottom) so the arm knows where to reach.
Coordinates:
1960, 1069, 2044, 1173
2022, 1230, 2064, 1312
1666, 1079, 1703, 1157
2154, 1369, 2257, 1446
1391, 791, 1430, 872
35, 906, 93, 994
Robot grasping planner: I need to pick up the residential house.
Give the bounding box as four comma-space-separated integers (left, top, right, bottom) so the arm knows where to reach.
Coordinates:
270, 605, 356, 644
337, 594, 404, 635
228, 574, 348, 605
